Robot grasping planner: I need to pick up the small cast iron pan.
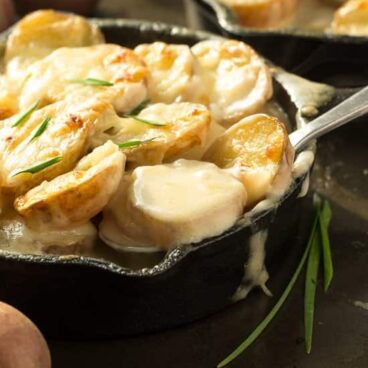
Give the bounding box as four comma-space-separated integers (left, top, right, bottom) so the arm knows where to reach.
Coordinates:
188, 0, 368, 74
0, 19, 350, 339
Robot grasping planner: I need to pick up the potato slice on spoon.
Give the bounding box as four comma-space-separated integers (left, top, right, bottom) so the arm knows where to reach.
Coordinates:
203, 113, 294, 207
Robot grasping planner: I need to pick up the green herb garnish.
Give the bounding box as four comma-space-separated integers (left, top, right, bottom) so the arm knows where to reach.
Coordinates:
128, 99, 150, 116
117, 137, 159, 149
30, 116, 51, 142
12, 101, 39, 128
70, 78, 114, 87
304, 230, 321, 354
12, 156, 62, 177
319, 200, 333, 291
124, 114, 167, 127
217, 195, 333, 367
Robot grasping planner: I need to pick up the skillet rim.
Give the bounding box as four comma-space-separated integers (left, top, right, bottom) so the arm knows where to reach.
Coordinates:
0, 17, 313, 277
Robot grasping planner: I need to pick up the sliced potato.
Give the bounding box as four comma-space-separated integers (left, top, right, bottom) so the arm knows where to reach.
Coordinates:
191, 40, 272, 126
332, 0, 368, 36
18, 44, 148, 113
219, 0, 297, 28
90, 102, 211, 166
100, 159, 246, 250
134, 42, 202, 103
14, 141, 125, 229
203, 113, 294, 206
5, 9, 103, 87
0, 98, 103, 193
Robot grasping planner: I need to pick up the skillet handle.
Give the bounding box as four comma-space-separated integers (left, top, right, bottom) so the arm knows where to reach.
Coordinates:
289, 85, 368, 152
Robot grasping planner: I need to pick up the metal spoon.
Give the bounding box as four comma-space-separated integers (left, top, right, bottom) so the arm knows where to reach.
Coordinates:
290, 86, 368, 151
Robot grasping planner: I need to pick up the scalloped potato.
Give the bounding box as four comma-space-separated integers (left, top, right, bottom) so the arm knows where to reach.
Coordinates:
90, 102, 211, 166
100, 159, 246, 250
134, 42, 203, 103
219, 0, 298, 28
5, 10, 104, 87
191, 40, 272, 126
14, 141, 125, 228
332, 0, 368, 36
203, 114, 294, 206
0, 99, 99, 194
18, 44, 148, 113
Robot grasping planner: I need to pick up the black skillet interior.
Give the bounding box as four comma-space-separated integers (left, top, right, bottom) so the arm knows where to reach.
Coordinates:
0, 19, 340, 339
189, 0, 368, 81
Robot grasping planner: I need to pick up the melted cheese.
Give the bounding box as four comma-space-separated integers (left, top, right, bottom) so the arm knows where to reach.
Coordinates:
100, 159, 247, 250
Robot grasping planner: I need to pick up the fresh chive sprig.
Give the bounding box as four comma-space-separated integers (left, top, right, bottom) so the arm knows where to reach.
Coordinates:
69, 78, 114, 87
117, 137, 159, 149
30, 116, 51, 142
12, 156, 62, 177
128, 99, 150, 116
123, 99, 166, 127
217, 195, 333, 367
124, 114, 167, 127
12, 101, 39, 128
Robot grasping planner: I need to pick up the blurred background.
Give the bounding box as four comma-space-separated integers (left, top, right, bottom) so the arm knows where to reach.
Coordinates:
0, 0, 186, 31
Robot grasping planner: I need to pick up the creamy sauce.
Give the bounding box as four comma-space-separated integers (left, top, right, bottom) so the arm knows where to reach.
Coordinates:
232, 230, 271, 302
100, 159, 247, 250
0, 215, 96, 255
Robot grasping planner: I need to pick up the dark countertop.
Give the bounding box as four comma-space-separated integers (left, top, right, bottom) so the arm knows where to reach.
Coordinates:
47, 1, 368, 367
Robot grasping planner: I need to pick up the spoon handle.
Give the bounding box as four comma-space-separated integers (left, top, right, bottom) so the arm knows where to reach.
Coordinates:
289, 85, 368, 151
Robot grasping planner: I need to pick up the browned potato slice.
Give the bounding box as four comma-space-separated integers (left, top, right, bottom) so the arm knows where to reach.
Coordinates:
219, 0, 298, 28
134, 42, 198, 103
5, 10, 103, 85
14, 141, 125, 229
0, 302, 51, 368
332, 0, 368, 36
90, 102, 211, 166
0, 98, 102, 194
191, 40, 272, 126
18, 44, 148, 113
203, 113, 294, 206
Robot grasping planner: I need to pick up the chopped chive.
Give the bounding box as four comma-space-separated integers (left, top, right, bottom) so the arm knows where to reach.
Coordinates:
128, 99, 150, 116
304, 230, 321, 354
69, 78, 114, 87
124, 114, 167, 127
117, 136, 159, 149
217, 199, 322, 368
319, 200, 333, 292
30, 116, 51, 142
12, 101, 39, 128
12, 156, 62, 177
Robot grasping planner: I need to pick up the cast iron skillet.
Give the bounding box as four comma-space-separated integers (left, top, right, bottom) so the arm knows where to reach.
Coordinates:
188, 0, 368, 73
0, 19, 342, 339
